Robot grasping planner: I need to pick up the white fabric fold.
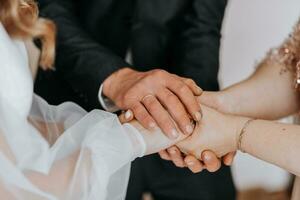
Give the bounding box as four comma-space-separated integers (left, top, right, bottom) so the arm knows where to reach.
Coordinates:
0, 94, 146, 200
0, 23, 146, 200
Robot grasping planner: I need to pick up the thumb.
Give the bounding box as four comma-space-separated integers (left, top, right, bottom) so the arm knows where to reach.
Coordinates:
119, 110, 134, 124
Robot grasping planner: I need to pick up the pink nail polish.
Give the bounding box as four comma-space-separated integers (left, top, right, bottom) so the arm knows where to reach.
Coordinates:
204, 154, 211, 161
149, 122, 157, 129
194, 112, 202, 121
125, 110, 131, 120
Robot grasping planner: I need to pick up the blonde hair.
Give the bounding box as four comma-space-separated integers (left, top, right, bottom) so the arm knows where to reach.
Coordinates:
0, 0, 56, 69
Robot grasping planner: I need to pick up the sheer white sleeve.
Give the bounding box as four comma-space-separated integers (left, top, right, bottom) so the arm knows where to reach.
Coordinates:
0, 95, 146, 200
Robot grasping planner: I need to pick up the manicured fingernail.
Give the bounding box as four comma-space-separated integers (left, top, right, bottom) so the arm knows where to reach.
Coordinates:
187, 161, 194, 166
169, 149, 176, 154
203, 154, 211, 161
149, 122, 157, 129
125, 110, 132, 120
170, 129, 179, 139
194, 111, 202, 121
185, 124, 194, 134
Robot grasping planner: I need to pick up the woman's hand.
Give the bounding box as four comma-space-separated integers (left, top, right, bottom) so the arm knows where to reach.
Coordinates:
119, 110, 188, 155
176, 105, 246, 159
159, 92, 238, 172
119, 110, 226, 172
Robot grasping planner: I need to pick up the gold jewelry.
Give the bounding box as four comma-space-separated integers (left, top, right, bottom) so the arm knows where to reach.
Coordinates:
238, 118, 256, 153
265, 18, 300, 89
141, 94, 155, 102
295, 61, 300, 89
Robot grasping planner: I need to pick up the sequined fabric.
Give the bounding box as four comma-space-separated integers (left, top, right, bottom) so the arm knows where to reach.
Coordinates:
266, 18, 300, 88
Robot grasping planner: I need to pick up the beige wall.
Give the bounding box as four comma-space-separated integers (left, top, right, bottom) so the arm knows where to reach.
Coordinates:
220, 0, 300, 191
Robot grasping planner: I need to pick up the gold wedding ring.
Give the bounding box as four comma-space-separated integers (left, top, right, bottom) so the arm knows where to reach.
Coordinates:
141, 94, 155, 102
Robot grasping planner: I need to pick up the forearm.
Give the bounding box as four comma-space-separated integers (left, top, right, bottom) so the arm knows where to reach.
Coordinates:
221, 60, 300, 119
0, 114, 141, 198
25, 150, 82, 198
219, 19, 300, 119
129, 120, 187, 155
239, 118, 300, 176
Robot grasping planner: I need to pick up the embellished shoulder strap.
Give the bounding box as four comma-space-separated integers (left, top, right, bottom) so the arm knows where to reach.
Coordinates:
267, 18, 300, 89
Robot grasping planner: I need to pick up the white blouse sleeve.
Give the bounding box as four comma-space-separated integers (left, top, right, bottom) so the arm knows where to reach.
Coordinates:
0, 94, 146, 200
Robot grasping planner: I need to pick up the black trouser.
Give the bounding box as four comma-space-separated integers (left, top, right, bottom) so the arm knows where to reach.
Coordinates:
126, 154, 236, 200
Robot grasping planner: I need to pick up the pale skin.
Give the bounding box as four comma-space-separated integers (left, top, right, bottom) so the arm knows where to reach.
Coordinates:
173, 49, 300, 174
1, 40, 226, 197
103, 67, 203, 138
11, 109, 223, 198
5, 100, 300, 197
12, 3, 300, 196
0, 118, 188, 198
29, 46, 300, 179
26, 38, 226, 174
103, 61, 232, 170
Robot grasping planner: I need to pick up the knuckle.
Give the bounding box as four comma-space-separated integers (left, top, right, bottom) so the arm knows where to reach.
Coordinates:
208, 167, 218, 173
185, 78, 195, 85
160, 119, 173, 130
146, 103, 160, 114
177, 83, 188, 94
151, 69, 169, 79
193, 168, 202, 173
175, 162, 184, 168
161, 156, 168, 160
165, 92, 177, 103
122, 92, 135, 105
159, 152, 165, 157
131, 103, 141, 112
161, 155, 170, 160
177, 113, 189, 123
143, 96, 156, 106
131, 105, 147, 119
139, 113, 151, 123
123, 92, 131, 101
168, 106, 187, 121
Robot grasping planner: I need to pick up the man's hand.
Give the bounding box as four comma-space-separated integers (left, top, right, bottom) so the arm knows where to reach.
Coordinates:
103, 68, 203, 139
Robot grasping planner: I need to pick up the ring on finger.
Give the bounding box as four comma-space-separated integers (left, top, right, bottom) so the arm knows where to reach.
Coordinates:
141, 94, 155, 103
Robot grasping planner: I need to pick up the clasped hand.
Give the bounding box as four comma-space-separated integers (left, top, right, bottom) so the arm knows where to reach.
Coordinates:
155, 102, 241, 173
121, 95, 241, 173
107, 68, 238, 173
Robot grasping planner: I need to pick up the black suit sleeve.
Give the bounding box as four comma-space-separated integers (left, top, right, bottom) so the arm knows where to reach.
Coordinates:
38, 0, 130, 109
173, 0, 228, 91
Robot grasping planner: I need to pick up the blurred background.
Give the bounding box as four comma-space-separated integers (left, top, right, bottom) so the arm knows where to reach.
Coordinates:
220, 0, 300, 199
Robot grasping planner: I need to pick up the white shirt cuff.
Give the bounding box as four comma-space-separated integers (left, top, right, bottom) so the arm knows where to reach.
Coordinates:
98, 84, 120, 112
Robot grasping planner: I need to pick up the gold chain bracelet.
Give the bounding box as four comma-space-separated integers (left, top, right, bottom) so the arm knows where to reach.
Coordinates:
238, 119, 256, 153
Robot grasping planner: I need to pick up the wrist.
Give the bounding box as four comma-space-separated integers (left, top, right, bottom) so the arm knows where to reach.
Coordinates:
103, 67, 135, 99
233, 116, 253, 152
122, 123, 146, 159
220, 88, 242, 115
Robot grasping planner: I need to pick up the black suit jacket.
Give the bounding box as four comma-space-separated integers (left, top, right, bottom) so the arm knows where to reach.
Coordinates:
35, 0, 226, 111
